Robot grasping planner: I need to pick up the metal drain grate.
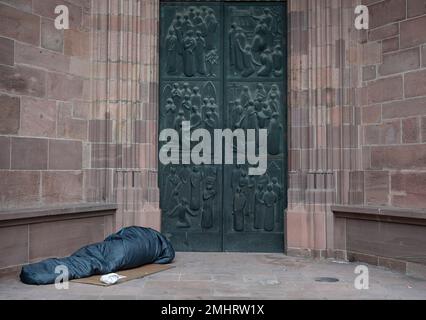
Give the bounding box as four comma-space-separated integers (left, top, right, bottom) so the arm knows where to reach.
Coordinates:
315, 277, 340, 283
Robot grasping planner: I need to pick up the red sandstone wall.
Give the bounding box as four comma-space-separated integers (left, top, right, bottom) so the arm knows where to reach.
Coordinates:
0, 0, 92, 209
287, 0, 426, 256
361, 0, 426, 210
88, 0, 161, 230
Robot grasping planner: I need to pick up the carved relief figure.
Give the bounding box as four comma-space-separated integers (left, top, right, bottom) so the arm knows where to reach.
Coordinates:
190, 167, 203, 210
208, 98, 220, 125
182, 94, 192, 119
190, 86, 202, 108
251, 18, 268, 59
169, 198, 197, 228
246, 176, 256, 216
228, 6, 283, 78
241, 45, 256, 78
182, 82, 192, 97
268, 112, 282, 155
166, 30, 178, 75
229, 23, 237, 71
255, 83, 267, 100
201, 177, 217, 229
232, 99, 244, 129
165, 98, 177, 129
258, 48, 273, 77
263, 184, 278, 231
254, 184, 265, 229
193, 10, 207, 36
233, 187, 246, 232
245, 103, 258, 130
272, 45, 283, 77
190, 105, 202, 130
227, 83, 281, 143
195, 31, 207, 75
171, 82, 182, 108
182, 15, 194, 35
271, 178, 282, 223
174, 109, 186, 134
205, 9, 218, 50
165, 167, 183, 211
240, 86, 251, 108
231, 164, 243, 189
183, 30, 196, 77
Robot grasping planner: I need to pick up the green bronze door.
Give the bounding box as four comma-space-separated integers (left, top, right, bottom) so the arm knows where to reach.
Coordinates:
159, 1, 287, 252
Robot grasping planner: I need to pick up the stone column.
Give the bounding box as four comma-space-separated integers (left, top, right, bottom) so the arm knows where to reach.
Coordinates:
90, 0, 161, 230
287, 0, 363, 257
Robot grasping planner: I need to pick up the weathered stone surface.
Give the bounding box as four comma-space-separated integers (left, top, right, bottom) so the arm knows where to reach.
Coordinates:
405, 70, 426, 98
0, 0, 32, 12
378, 48, 420, 76
69, 57, 91, 78
0, 3, 40, 45
365, 171, 389, 206
47, 72, 83, 100
364, 120, 401, 145
400, 15, 426, 49
0, 94, 20, 134
392, 172, 426, 209
362, 65, 376, 81
0, 225, 28, 269
368, 23, 399, 42
382, 37, 399, 54
367, 76, 403, 104
11, 137, 48, 170
57, 117, 88, 140
0, 136, 10, 169
383, 97, 426, 119
0, 171, 40, 208
371, 145, 426, 169
64, 30, 90, 58
362, 105, 381, 124
49, 140, 82, 170
402, 117, 420, 144
362, 42, 381, 65
20, 97, 57, 138
368, 0, 406, 29
15, 42, 70, 73
73, 101, 90, 119
89, 120, 113, 143
0, 37, 14, 66
407, 0, 426, 18
423, 117, 426, 143
0, 65, 46, 98
29, 216, 105, 262
41, 18, 64, 53
41, 171, 83, 204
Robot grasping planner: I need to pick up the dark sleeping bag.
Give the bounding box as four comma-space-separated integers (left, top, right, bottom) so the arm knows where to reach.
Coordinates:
20, 226, 175, 285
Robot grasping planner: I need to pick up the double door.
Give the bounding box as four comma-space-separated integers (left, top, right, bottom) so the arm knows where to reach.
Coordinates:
159, 1, 287, 252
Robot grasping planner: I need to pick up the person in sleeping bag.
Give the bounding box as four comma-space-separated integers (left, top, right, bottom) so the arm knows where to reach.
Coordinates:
20, 226, 175, 285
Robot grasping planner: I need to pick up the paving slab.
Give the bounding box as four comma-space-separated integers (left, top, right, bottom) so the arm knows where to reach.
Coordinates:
0, 253, 425, 300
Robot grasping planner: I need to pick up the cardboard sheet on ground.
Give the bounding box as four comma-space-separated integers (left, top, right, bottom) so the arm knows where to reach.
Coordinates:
71, 264, 175, 286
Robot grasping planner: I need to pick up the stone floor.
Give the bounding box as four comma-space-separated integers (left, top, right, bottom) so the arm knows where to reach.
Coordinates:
1, 252, 425, 300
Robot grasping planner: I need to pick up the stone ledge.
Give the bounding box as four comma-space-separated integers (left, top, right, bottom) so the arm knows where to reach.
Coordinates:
0, 203, 117, 227
332, 205, 426, 226
0, 203, 117, 271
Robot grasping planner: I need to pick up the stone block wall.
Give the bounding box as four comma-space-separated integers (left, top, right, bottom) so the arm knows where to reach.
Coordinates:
0, 0, 92, 210
0, 0, 161, 232
288, 0, 426, 272
361, 0, 426, 210
88, 0, 161, 230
